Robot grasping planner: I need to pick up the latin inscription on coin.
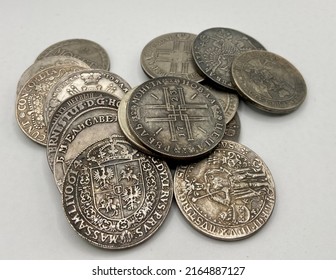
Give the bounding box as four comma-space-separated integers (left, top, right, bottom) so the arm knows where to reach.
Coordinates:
231, 50, 307, 114
141, 32, 204, 82
192, 28, 265, 89
127, 77, 226, 159
174, 140, 275, 240
62, 136, 173, 249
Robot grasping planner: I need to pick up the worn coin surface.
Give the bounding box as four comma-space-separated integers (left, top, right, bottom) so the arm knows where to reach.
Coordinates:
36, 39, 110, 70
192, 27, 265, 89
231, 50, 307, 114
16, 64, 88, 145
223, 113, 240, 142
17, 56, 90, 94
141, 32, 204, 82
127, 77, 226, 160
174, 140, 275, 240
45, 69, 131, 124
62, 135, 173, 249
118, 88, 156, 156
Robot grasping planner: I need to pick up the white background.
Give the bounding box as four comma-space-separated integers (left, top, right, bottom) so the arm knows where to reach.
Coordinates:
1, 0, 335, 260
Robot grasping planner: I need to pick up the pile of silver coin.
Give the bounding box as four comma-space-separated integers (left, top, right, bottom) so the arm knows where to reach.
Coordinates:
15, 27, 306, 249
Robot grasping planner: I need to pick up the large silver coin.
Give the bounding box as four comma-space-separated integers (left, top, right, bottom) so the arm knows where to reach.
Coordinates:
16, 64, 88, 146
141, 32, 204, 82
174, 140, 276, 240
127, 77, 226, 160
17, 56, 90, 94
231, 50, 307, 114
223, 113, 240, 142
192, 27, 265, 89
63, 135, 173, 249
44, 69, 131, 124
36, 39, 110, 70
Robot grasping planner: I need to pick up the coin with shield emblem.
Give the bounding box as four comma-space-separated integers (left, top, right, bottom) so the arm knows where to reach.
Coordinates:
62, 135, 173, 249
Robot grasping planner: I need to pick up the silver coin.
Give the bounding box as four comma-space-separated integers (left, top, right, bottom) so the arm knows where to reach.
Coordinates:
16, 64, 88, 146
231, 50, 307, 114
174, 140, 276, 240
36, 39, 110, 70
62, 135, 174, 249
192, 27, 266, 89
17, 56, 90, 94
223, 113, 240, 142
141, 32, 204, 82
44, 69, 131, 125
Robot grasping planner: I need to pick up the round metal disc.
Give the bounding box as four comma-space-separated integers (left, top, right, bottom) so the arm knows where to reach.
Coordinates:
223, 113, 240, 142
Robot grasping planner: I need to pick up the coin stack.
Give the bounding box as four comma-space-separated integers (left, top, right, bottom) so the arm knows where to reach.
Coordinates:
15, 28, 306, 248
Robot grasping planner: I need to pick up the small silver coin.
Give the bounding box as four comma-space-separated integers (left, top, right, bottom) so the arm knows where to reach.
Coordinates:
36, 38, 110, 70
141, 32, 204, 82
62, 135, 174, 249
192, 27, 265, 89
174, 140, 276, 240
231, 50, 307, 114
223, 113, 240, 142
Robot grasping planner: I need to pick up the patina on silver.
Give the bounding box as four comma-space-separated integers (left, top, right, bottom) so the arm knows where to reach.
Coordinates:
174, 140, 275, 240
223, 113, 240, 142
141, 32, 204, 82
36, 38, 110, 70
62, 135, 174, 249
192, 27, 266, 89
231, 50, 307, 114
126, 77, 226, 160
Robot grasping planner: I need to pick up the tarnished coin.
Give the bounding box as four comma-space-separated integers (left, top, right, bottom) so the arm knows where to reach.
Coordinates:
118, 88, 156, 156
127, 77, 226, 160
231, 50, 307, 114
16, 64, 88, 145
17, 56, 90, 94
192, 27, 265, 89
44, 69, 131, 124
203, 85, 239, 124
174, 140, 275, 240
141, 32, 204, 82
223, 113, 240, 142
63, 135, 173, 249
36, 39, 110, 70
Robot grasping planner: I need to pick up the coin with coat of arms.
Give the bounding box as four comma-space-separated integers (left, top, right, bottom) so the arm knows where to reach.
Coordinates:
62, 135, 173, 249
174, 140, 275, 240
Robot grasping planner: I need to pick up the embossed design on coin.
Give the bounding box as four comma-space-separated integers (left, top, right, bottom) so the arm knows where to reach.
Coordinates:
141, 33, 204, 82
223, 113, 240, 142
63, 136, 173, 249
16, 64, 87, 145
192, 28, 265, 89
231, 50, 307, 114
174, 140, 275, 240
36, 39, 110, 70
127, 77, 226, 160
45, 69, 131, 124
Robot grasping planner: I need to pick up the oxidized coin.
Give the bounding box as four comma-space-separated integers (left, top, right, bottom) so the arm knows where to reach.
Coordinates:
17, 56, 90, 94
44, 69, 131, 124
118, 88, 156, 156
203, 84, 239, 124
62, 135, 173, 249
174, 140, 275, 240
16, 64, 88, 145
36, 39, 110, 70
141, 32, 204, 82
223, 113, 240, 142
127, 77, 226, 160
192, 27, 265, 89
231, 50, 307, 114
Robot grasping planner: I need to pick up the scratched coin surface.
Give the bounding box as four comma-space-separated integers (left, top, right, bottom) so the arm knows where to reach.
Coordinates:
141, 32, 204, 82
231, 50, 307, 114
17, 56, 90, 94
192, 27, 265, 89
223, 113, 240, 142
127, 77, 226, 160
16, 64, 88, 145
36, 39, 110, 70
45, 69, 131, 124
174, 140, 275, 240
62, 135, 173, 249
